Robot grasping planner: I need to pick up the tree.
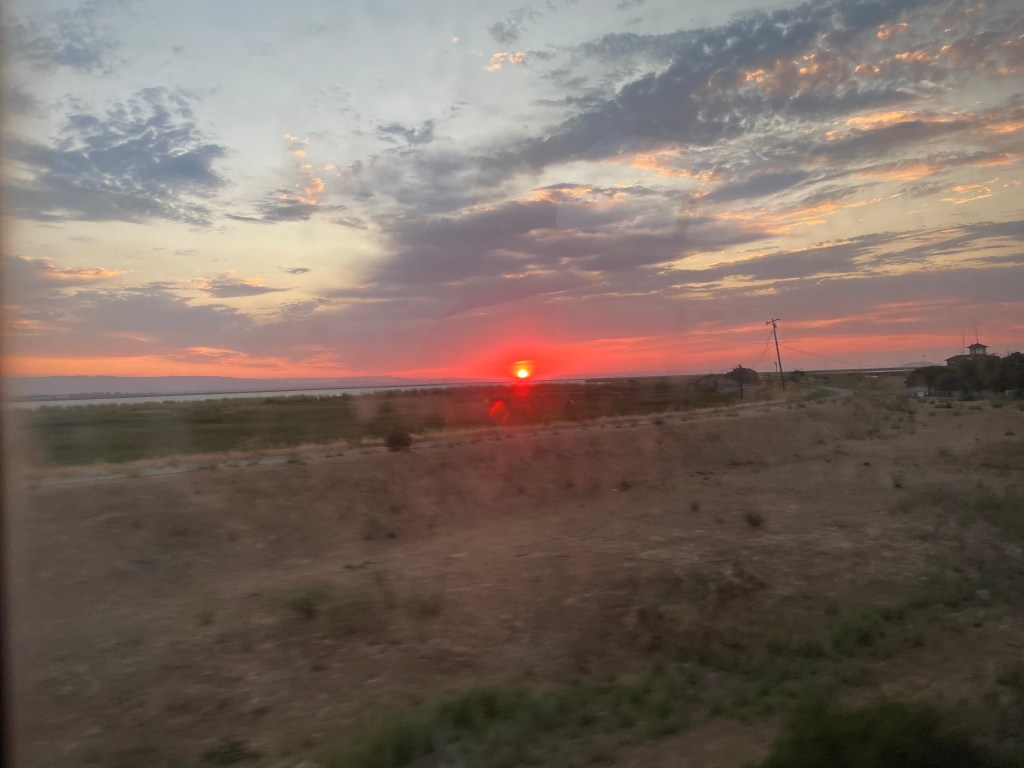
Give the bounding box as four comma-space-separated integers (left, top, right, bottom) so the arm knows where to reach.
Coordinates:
906, 353, 1024, 395
724, 366, 758, 385
904, 365, 946, 395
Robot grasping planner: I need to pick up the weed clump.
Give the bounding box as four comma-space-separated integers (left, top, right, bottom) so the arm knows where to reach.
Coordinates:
744, 511, 765, 528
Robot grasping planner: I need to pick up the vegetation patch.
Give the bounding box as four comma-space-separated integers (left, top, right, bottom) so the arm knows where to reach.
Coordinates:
23, 378, 751, 466
759, 700, 1021, 768
893, 483, 1024, 544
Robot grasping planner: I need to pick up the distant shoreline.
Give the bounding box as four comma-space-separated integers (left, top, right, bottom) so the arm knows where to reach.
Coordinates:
6, 368, 919, 409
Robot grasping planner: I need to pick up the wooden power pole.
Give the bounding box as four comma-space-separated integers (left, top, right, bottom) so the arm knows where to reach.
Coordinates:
766, 318, 785, 389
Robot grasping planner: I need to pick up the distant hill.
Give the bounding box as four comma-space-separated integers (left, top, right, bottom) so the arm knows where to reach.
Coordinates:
5, 375, 481, 400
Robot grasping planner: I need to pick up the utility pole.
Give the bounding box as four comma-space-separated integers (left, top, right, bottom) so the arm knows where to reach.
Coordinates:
737, 364, 744, 400
766, 318, 785, 389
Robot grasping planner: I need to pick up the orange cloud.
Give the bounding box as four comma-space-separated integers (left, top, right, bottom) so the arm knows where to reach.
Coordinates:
6, 349, 353, 378
984, 119, 1024, 134
843, 110, 916, 129
184, 346, 247, 359
715, 201, 839, 235
486, 51, 529, 71
297, 176, 325, 205
527, 183, 632, 205
742, 51, 848, 95
876, 22, 908, 40
619, 148, 717, 181
857, 152, 1015, 181
941, 183, 994, 204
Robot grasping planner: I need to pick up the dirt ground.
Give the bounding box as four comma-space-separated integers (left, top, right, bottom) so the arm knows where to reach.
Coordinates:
5, 379, 1023, 767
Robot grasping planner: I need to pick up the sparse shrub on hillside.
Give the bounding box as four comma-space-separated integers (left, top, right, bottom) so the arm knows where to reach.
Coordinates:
744, 511, 764, 528
283, 579, 393, 635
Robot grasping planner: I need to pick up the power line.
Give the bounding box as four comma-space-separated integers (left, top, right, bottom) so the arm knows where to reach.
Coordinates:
779, 343, 856, 367
749, 329, 775, 367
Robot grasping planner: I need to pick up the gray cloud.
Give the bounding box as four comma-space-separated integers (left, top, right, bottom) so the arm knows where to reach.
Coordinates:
700, 171, 812, 204
377, 119, 436, 145
487, 7, 537, 45
281, 267, 311, 275
330, 216, 369, 229
3, 0, 123, 73
200, 277, 288, 298
4, 278, 250, 359
278, 298, 326, 318
256, 196, 320, 222
477, 0, 948, 181
351, 195, 770, 317
4, 255, 120, 297
2, 85, 47, 117
4, 88, 227, 225
334, 0, 1021, 219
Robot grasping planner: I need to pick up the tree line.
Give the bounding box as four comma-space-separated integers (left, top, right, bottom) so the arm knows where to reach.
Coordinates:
905, 352, 1024, 395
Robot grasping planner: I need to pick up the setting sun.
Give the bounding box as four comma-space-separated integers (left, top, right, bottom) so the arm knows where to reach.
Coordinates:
512, 360, 534, 379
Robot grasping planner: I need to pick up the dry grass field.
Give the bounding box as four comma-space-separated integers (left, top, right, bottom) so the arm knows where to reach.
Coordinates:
5, 376, 1024, 767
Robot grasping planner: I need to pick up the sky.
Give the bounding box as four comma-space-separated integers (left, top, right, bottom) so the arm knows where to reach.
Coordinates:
2, 0, 1022, 381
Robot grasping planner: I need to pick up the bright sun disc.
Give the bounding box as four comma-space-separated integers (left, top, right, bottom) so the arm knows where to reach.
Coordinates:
517, 368, 530, 379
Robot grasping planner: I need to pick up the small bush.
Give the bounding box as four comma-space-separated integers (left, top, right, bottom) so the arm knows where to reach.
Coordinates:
744, 511, 765, 528
385, 430, 412, 452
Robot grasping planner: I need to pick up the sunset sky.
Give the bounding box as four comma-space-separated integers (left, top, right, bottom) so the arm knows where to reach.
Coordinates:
3, 0, 1022, 380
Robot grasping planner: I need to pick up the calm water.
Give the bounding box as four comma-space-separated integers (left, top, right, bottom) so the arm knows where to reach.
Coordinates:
8, 380, 592, 410
8, 384, 475, 410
